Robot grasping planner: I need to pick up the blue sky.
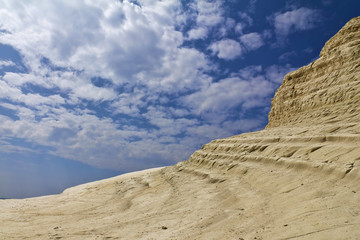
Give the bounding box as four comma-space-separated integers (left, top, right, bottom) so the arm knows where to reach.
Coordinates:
0, 0, 359, 198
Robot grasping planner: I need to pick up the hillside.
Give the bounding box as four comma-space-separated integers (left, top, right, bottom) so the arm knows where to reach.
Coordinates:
0, 17, 359, 240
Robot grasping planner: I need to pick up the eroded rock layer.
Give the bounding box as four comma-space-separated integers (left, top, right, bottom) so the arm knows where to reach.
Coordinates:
0, 17, 359, 240
267, 17, 360, 129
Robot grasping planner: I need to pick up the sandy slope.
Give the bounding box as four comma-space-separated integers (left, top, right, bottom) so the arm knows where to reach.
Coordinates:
1, 17, 359, 240
0, 133, 359, 240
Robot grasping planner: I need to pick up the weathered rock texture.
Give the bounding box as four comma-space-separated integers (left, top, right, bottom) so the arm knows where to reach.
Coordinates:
1, 17, 359, 240
268, 16, 360, 128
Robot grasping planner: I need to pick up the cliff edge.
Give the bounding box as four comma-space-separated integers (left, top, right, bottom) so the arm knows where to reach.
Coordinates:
267, 16, 360, 129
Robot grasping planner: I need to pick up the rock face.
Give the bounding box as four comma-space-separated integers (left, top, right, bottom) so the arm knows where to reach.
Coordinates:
267, 16, 360, 128
1, 17, 360, 240
184, 16, 360, 182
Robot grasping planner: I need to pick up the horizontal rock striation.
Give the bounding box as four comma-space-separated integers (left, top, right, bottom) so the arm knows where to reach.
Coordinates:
184, 130, 360, 181
267, 16, 360, 129
181, 16, 360, 189
172, 16, 360, 238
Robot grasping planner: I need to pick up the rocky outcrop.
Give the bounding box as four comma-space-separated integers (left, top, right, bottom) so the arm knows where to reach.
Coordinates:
182, 16, 360, 186
267, 16, 360, 129
1, 17, 359, 240
173, 16, 360, 238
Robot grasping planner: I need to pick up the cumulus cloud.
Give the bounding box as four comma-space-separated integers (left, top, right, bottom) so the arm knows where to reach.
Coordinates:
0, 0, 188, 88
209, 39, 243, 60
238, 12, 254, 26
265, 64, 296, 84
233, 12, 254, 36
0, 60, 15, 67
0, 0, 208, 170
187, 27, 208, 40
235, 23, 245, 34
239, 32, 264, 50
0, 0, 297, 173
216, 18, 237, 38
184, 76, 269, 114
0, 0, 213, 99
195, 0, 224, 27
183, 66, 281, 116
272, 7, 322, 41
184, 0, 240, 41
181, 64, 295, 127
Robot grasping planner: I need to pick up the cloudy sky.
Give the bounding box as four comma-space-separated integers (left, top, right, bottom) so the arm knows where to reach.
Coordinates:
0, 0, 359, 198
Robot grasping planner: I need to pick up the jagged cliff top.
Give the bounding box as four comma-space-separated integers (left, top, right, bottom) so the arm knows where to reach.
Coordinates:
267, 16, 360, 130
1, 17, 359, 240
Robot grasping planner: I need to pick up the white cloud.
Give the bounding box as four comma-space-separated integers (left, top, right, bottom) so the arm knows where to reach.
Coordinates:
217, 18, 236, 38
183, 66, 277, 116
184, 1, 247, 42
0, 78, 67, 108
182, 63, 295, 126
273, 8, 321, 40
0, 0, 297, 173
195, 0, 224, 27
1, 71, 116, 103
187, 27, 208, 40
0, 60, 15, 68
233, 12, 254, 36
0, 0, 207, 170
0, 0, 216, 169
184, 0, 240, 41
136, 47, 213, 93
238, 12, 253, 26
209, 39, 243, 60
71, 80, 117, 102
239, 32, 264, 50
0, 0, 188, 89
265, 64, 296, 84
235, 23, 245, 34
0, 0, 214, 101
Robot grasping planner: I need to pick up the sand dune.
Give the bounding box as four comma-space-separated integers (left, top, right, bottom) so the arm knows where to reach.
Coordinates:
1, 17, 359, 240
